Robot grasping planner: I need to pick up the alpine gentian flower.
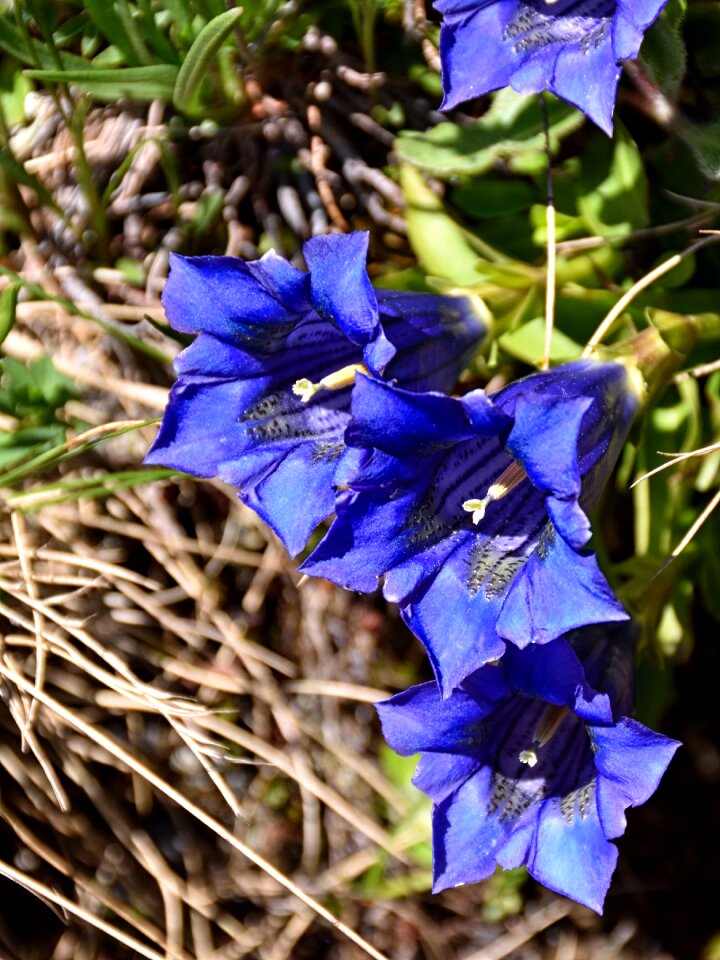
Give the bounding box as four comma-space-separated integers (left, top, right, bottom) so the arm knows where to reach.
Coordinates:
302, 358, 639, 695
144, 231, 487, 555
376, 624, 680, 912
434, 0, 670, 135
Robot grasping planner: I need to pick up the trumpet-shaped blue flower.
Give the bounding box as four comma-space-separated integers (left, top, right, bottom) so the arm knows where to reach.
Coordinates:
434, 0, 670, 134
145, 232, 487, 555
302, 359, 639, 695
376, 624, 680, 912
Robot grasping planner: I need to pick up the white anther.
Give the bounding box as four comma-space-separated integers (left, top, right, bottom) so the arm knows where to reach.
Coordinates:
519, 749, 539, 767
462, 497, 490, 525
292, 378, 321, 403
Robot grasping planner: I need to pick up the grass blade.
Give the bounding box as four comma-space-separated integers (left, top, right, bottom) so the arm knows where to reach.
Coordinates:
172, 8, 243, 117
23, 65, 178, 102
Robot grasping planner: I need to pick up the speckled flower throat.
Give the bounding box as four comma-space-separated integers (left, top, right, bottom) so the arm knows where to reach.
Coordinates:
504, 0, 615, 51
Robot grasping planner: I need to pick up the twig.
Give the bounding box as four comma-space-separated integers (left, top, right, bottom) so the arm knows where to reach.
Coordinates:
0, 661, 392, 960
540, 94, 556, 371
583, 233, 720, 354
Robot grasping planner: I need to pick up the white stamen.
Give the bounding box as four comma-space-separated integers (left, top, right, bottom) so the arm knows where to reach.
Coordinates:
292, 362, 368, 404
517, 706, 570, 768
462, 497, 489, 525
292, 378, 320, 402
462, 461, 528, 525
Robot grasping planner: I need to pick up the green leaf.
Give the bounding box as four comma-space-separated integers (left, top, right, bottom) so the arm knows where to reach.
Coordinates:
395, 89, 585, 180
8, 467, 178, 512
172, 8, 243, 117
0, 282, 19, 347
0, 418, 156, 489
577, 124, 649, 240
137, 0, 181, 64
0, 16, 88, 69
23, 64, 178, 102
0, 57, 32, 126
400, 163, 493, 286
24, 0, 57, 40
498, 316, 582, 367
678, 119, 720, 180
80, 0, 152, 66
0, 148, 66, 218
452, 178, 538, 219
640, 0, 687, 102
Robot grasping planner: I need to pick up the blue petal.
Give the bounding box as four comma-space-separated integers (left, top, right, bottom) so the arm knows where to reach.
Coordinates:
502, 640, 584, 706
163, 252, 308, 341
376, 291, 488, 394
497, 526, 628, 647
432, 766, 516, 891
227, 438, 345, 556
399, 542, 509, 696
592, 718, 680, 839
414, 752, 482, 804
435, 0, 521, 110
345, 377, 497, 457
302, 486, 425, 593
144, 376, 266, 477
303, 231, 380, 345
505, 393, 592, 548
530, 797, 618, 913
506, 394, 590, 500
173, 333, 268, 379
376, 678, 504, 756
549, 35, 620, 137
246, 248, 314, 305
569, 621, 637, 720
612, 0, 670, 61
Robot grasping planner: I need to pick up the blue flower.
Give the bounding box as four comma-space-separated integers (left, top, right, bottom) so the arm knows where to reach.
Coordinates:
376, 624, 680, 912
434, 0, 670, 134
302, 358, 639, 695
144, 232, 487, 555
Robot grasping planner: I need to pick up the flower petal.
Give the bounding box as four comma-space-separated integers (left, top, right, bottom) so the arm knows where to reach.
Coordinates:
303, 231, 380, 345
144, 376, 265, 477
376, 678, 505, 756
432, 767, 517, 891
549, 34, 620, 136
345, 376, 497, 457
592, 718, 681, 839
613, 0, 670, 61
502, 639, 584, 706
227, 434, 346, 556
530, 797, 618, 913
399, 542, 510, 696
414, 752, 482, 804
497, 527, 628, 647
435, 0, 521, 110
163, 252, 308, 341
